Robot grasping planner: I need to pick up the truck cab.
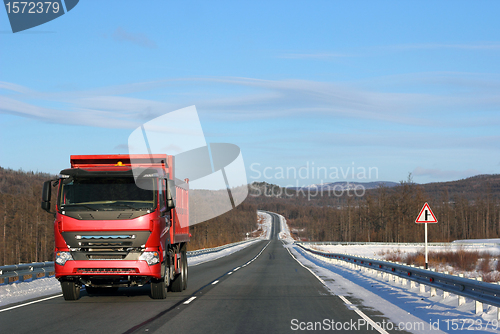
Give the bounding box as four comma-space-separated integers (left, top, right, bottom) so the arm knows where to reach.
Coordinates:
42, 154, 189, 300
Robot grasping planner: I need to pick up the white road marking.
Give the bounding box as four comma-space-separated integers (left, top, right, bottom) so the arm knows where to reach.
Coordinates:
285, 246, 389, 334
183, 296, 197, 304
212, 280, 219, 285
0, 294, 63, 313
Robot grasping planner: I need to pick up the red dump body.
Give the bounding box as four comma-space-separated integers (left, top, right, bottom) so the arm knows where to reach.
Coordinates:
52, 154, 189, 293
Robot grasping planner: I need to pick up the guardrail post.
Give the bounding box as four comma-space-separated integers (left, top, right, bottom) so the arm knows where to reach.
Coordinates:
458, 274, 466, 306
475, 277, 483, 314
420, 282, 426, 293
410, 280, 416, 289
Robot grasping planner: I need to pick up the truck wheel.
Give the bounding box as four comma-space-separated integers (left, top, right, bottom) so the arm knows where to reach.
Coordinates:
182, 250, 188, 290
151, 266, 169, 299
170, 254, 184, 292
61, 281, 80, 300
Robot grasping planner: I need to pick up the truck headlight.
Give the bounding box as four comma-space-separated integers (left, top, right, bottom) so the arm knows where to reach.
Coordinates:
55, 251, 73, 266
139, 251, 160, 265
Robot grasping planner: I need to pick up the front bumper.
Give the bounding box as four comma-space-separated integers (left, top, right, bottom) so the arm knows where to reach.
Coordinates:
55, 260, 161, 279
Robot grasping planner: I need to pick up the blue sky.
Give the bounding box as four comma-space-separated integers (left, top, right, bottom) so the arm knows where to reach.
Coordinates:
1, 1, 499, 187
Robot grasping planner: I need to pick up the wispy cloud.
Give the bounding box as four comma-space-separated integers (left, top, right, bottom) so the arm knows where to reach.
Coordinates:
413, 167, 481, 179
2, 72, 500, 130
112, 27, 157, 49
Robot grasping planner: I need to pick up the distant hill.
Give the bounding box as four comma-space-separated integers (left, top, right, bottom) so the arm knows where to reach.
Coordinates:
418, 174, 500, 201
254, 174, 500, 202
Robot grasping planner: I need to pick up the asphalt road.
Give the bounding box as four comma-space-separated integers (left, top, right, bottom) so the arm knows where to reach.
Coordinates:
0, 213, 383, 334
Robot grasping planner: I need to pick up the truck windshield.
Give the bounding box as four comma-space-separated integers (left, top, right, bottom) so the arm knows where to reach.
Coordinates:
58, 177, 156, 211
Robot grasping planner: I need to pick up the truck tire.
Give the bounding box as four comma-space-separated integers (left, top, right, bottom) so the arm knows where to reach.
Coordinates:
151, 265, 169, 299
170, 253, 184, 292
182, 250, 188, 290
61, 281, 80, 300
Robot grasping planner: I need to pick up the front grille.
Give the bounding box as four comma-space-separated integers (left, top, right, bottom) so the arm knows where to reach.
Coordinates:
81, 241, 133, 247
87, 254, 126, 260
76, 268, 138, 274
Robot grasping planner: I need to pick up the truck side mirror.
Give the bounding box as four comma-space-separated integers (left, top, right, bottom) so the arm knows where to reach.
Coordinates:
41, 180, 52, 213
166, 179, 175, 210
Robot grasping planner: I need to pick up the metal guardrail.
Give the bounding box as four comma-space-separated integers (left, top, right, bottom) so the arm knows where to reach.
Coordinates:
0, 239, 259, 286
296, 243, 500, 309
0, 262, 55, 285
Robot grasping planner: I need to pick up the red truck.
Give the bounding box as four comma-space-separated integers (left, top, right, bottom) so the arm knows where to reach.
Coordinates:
41, 154, 189, 300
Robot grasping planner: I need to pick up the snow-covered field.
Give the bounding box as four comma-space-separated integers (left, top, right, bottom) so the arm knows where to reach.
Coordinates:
310, 242, 500, 281
311, 243, 500, 261
274, 213, 500, 333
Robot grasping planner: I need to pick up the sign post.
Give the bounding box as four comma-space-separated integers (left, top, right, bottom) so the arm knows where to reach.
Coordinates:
415, 202, 438, 269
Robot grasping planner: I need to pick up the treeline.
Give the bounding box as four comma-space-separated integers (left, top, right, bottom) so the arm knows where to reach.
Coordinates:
187, 186, 258, 250
187, 201, 257, 251
0, 167, 55, 266
247, 174, 500, 243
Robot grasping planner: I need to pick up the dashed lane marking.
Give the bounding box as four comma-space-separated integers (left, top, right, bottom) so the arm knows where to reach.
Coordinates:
183, 297, 197, 305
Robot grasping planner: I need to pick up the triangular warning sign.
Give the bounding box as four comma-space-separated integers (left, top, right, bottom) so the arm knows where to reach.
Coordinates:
415, 202, 438, 223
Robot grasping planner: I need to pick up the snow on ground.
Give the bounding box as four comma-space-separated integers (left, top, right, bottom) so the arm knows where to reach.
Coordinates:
277, 215, 500, 333
311, 243, 500, 280
312, 243, 500, 261
187, 238, 262, 266
276, 212, 295, 244
256, 210, 272, 240
0, 277, 61, 308
454, 239, 500, 244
